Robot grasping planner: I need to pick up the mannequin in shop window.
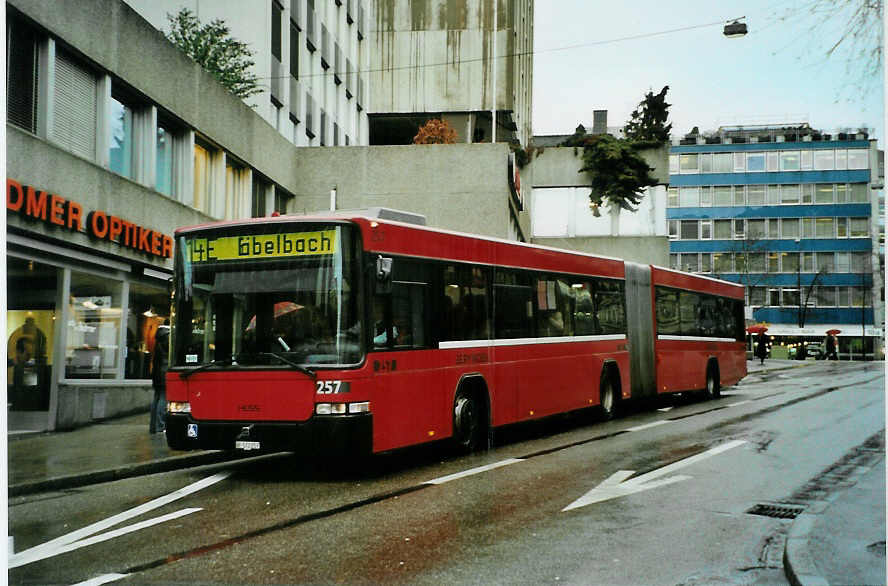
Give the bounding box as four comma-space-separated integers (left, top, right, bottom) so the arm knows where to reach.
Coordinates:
150, 321, 170, 434
7, 317, 48, 409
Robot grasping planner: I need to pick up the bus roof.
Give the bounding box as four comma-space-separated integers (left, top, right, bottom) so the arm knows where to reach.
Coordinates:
175, 213, 744, 296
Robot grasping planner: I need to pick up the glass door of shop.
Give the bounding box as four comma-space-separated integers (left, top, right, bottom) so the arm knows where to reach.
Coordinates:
7, 258, 58, 426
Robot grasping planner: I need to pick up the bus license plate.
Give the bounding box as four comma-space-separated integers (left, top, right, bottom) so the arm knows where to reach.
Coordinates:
235, 440, 261, 451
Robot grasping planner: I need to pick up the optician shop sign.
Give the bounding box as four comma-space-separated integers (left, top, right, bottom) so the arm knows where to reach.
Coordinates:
6, 178, 173, 259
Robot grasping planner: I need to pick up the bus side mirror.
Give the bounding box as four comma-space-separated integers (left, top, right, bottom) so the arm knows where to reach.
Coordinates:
376, 256, 393, 294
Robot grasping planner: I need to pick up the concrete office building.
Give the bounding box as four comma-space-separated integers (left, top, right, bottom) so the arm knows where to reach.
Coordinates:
125, 0, 371, 147
5, 0, 531, 431
8, 0, 321, 431
668, 123, 883, 359
369, 0, 534, 147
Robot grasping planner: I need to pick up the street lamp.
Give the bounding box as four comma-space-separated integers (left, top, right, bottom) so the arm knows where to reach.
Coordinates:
723, 18, 748, 38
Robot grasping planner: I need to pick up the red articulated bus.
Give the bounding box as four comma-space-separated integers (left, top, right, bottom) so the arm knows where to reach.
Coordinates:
165, 214, 746, 456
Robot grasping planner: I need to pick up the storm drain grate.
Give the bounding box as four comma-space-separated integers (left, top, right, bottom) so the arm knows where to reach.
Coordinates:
746, 503, 805, 519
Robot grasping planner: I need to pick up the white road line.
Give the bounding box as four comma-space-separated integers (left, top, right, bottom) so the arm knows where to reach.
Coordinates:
637, 440, 748, 484
72, 573, 129, 586
625, 420, 671, 432
33, 508, 202, 566
424, 459, 524, 485
727, 399, 752, 407
10, 472, 230, 568
657, 407, 674, 412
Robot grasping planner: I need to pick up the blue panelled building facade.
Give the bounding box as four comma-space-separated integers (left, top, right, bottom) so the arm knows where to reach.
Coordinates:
668, 123, 883, 360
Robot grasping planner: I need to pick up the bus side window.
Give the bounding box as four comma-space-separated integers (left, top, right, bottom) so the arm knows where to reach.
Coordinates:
595, 278, 627, 335
441, 264, 490, 341
679, 291, 700, 336
494, 269, 533, 339
655, 287, 680, 336
392, 282, 427, 348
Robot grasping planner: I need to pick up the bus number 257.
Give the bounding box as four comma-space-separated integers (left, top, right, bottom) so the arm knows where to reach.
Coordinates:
316, 380, 350, 394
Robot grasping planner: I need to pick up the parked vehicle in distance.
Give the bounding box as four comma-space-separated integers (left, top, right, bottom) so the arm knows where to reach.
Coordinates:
806, 343, 825, 359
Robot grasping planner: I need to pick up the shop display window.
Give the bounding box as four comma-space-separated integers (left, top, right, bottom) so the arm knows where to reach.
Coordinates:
126, 281, 170, 380
7, 258, 58, 411
66, 271, 123, 379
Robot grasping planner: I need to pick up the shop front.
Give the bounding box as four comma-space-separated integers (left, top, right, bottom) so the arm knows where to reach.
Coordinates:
745, 323, 883, 361
7, 178, 178, 431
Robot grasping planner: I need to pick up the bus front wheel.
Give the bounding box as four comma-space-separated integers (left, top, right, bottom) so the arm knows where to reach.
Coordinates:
453, 392, 486, 453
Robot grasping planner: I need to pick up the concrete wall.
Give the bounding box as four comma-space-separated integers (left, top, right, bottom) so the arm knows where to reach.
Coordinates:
532, 236, 671, 267
371, 0, 533, 145
531, 144, 670, 187
55, 384, 152, 430
526, 143, 671, 262
288, 142, 530, 240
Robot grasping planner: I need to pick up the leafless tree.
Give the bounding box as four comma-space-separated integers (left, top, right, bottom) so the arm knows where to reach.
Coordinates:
773, 0, 882, 101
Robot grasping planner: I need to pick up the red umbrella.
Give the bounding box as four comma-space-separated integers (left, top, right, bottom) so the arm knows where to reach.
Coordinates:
746, 325, 768, 335
246, 302, 303, 331
826, 329, 841, 335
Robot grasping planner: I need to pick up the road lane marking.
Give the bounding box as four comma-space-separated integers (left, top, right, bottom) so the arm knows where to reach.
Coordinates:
727, 400, 752, 407
38, 509, 202, 564
72, 574, 129, 586
9, 472, 229, 568
625, 420, 671, 432
657, 407, 673, 412
424, 459, 524, 485
563, 440, 747, 511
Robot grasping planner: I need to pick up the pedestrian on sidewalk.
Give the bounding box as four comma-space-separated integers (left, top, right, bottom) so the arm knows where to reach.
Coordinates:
755, 333, 768, 365
150, 321, 170, 434
825, 333, 839, 360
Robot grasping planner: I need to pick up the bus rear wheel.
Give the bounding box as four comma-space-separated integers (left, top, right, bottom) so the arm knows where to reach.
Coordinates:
704, 366, 720, 400
599, 373, 617, 421
453, 392, 486, 453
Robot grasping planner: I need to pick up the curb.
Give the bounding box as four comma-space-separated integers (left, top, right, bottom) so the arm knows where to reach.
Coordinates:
8, 451, 244, 497
782, 438, 885, 586
784, 511, 829, 586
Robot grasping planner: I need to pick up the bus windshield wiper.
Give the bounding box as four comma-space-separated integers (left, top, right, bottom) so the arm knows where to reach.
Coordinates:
179, 358, 234, 379
260, 352, 316, 379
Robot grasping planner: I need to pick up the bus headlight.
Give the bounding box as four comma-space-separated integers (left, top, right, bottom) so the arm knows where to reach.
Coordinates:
348, 402, 370, 414
168, 401, 191, 414
316, 402, 370, 415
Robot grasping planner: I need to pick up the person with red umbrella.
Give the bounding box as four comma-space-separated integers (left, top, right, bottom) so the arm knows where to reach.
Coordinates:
825, 329, 840, 360
755, 333, 768, 365
747, 325, 769, 365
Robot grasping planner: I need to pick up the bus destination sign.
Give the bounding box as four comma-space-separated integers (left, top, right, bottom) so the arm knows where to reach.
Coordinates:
188, 230, 336, 262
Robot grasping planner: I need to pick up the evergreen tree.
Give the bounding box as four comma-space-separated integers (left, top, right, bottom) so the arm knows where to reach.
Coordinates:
165, 9, 262, 100
578, 134, 657, 216
624, 85, 672, 144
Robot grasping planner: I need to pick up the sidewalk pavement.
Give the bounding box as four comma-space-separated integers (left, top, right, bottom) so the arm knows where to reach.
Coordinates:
7, 412, 238, 497
7, 358, 881, 586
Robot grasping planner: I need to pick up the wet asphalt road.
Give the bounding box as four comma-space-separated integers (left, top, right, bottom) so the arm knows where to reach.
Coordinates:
8, 361, 884, 585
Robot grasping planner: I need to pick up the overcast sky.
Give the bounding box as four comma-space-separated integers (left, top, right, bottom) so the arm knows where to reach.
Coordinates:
532, 1, 884, 142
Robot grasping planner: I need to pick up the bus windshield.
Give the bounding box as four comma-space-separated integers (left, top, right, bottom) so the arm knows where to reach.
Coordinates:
171, 223, 362, 369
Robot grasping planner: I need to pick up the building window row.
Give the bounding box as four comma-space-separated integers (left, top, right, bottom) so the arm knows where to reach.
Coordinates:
6, 18, 290, 219
288, 0, 366, 146
670, 148, 869, 175
746, 286, 868, 309
668, 217, 870, 241
667, 183, 871, 207
670, 251, 871, 275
